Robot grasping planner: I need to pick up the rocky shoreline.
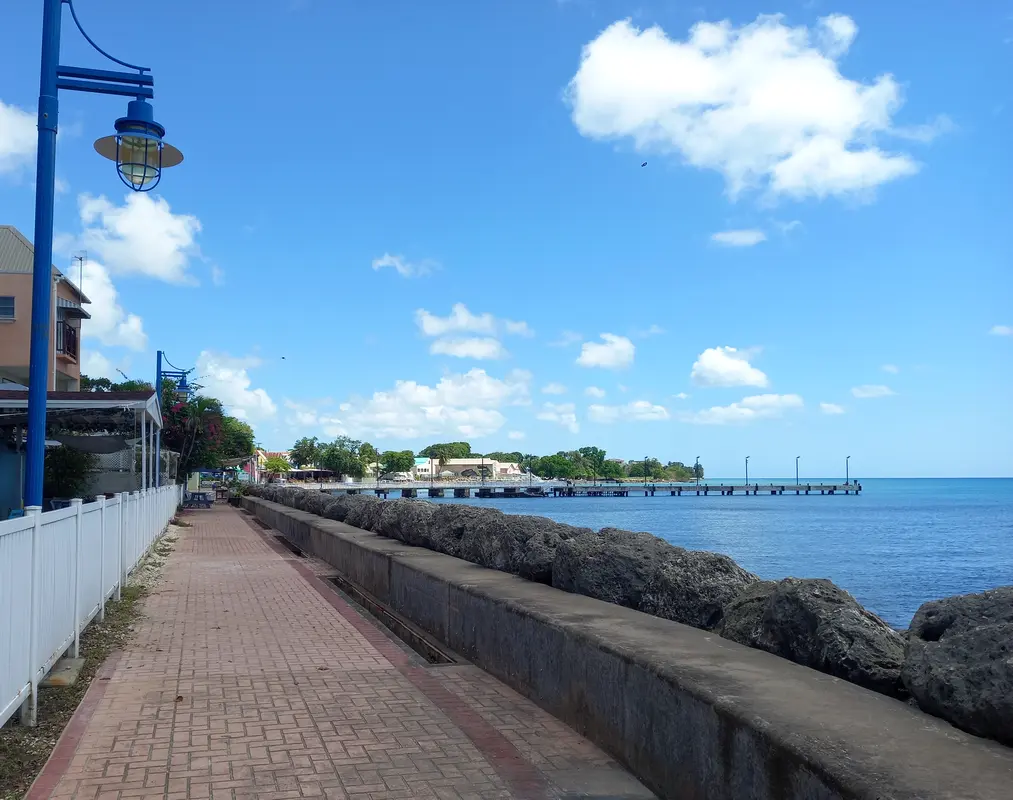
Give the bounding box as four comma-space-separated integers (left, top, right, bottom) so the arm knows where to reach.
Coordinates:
244, 484, 1012, 748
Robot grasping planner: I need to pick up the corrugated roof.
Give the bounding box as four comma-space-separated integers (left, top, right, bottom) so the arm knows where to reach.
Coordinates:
57, 296, 91, 319
0, 225, 91, 304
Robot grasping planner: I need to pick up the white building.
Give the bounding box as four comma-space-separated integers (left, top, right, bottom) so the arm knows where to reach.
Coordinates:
411, 457, 522, 480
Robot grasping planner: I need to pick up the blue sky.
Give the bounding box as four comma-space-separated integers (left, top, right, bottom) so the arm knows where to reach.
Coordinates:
1, 1, 1010, 478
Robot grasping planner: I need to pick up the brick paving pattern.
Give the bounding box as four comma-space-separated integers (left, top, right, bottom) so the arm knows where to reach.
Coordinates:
31, 505, 652, 800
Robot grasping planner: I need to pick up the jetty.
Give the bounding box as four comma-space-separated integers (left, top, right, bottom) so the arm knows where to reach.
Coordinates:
326, 481, 862, 499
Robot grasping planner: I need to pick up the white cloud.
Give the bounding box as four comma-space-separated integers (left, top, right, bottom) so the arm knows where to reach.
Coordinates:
679, 393, 803, 425
196, 351, 277, 422
283, 399, 345, 437
0, 99, 36, 175
430, 337, 509, 360
537, 402, 580, 433
335, 368, 531, 439
76, 193, 202, 284
881, 363, 899, 374
584, 386, 607, 398
691, 346, 768, 387
371, 253, 437, 278
775, 219, 802, 234
80, 351, 116, 380
78, 261, 147, 351
633, 323, 665, 337
617, 384, 629, 393
673, 392, 689, 400
820, 402, 846, 414
851, 384, 895, 399
576, 333, 635, 369
711, 229, 766, 247
507, 430, 526, 440
415, 303, 531, 339
542, 382, 567, 395
550, 330, 584, 347
566, 15, 928, 200
588, 400, 669, 423
210, 264, 226, 286
989, 325, 1012, 336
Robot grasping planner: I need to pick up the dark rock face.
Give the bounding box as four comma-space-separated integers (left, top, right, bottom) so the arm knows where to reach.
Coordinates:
428, 504, 491, 559
719, 578, 907, 697
342, 495, 383, 531
378, 499, 437, 549
902, 587, 1013, 745
459, 512, 590, 584
552, 528, 757, 629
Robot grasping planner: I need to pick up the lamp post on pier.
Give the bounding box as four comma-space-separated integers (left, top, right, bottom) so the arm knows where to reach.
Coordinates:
695, 456, 700, 488
796, 456, 800, 486
846, 455, 851, 485
23, 0, 183, 506
154, 351, 193, 487
745, 456, 750, 486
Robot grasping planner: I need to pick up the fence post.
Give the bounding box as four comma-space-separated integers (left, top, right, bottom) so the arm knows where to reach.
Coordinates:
98, 496, 107, 622
71, 498, 83, 659
117, 492, 127, 601
19, 506, 43, 727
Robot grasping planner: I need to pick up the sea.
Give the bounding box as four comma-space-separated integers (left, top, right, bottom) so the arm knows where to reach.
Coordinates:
425, 478, 1013, 629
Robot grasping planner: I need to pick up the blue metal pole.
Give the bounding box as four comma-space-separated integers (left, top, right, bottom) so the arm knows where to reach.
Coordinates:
24, 0, 64, 507
154, 351, 162, 487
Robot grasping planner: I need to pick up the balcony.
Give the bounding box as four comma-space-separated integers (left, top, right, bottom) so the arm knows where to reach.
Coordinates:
56, 320, 79, 362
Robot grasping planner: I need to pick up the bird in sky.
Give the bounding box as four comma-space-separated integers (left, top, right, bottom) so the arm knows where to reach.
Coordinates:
641, 161, 648, 167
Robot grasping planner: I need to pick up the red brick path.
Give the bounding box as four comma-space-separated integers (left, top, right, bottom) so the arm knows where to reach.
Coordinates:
29, 505, 651, 800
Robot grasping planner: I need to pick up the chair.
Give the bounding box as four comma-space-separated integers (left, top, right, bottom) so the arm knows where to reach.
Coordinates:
7, 508, 25, 519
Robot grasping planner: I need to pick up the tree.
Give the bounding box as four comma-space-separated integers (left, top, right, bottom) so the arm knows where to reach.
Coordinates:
380, 450, 415, 475
318, 436, 366, 479
263, 456, 291, 474
219, 416, 255, 461
600, 459, 625, 480
80, 374, 154, 393
289, 436, 320, 468
43, 445, 98, 498
359, 442, 378, 464
483, 451, 523, 463
578, 446, 607, 481
418, 441, 471, 460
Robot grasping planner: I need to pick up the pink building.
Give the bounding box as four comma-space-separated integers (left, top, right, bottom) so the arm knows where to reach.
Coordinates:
0, 225, 90, 391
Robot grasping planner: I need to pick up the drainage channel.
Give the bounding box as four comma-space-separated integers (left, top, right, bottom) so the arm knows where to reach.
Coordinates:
325, 573, 457, 666
273, 534, 307, 558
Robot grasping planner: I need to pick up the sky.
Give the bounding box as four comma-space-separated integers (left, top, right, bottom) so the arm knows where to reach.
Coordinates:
0, 0, 1010, 478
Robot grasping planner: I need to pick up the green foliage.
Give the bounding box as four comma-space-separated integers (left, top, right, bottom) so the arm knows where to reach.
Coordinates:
289, 436, 320, 468
43, 445, 98, 498
578, 446, 607, 479
418, 441, 471, 461
482, 451, 523, 463
218, 417, 255, 460
80, 374, 154, 393
317, 437, 366, 479
380, 450, 415, 475
263, 456, 291, 474
359, 442, 378, 465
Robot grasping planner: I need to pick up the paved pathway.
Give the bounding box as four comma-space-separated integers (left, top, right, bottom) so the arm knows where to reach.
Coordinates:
29, 506, 652, 800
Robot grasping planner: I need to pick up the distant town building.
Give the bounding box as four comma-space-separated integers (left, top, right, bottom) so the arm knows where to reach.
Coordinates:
411, 457, 522, 480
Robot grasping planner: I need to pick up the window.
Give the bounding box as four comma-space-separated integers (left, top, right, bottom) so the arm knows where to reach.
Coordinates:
0, 296, 14, 320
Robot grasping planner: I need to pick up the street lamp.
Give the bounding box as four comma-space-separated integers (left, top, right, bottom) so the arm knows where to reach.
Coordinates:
23, 0, 183, 506
695, 455, 700, 488
745, 456, 750, 486
846, 455, 851, 485
154, 351, 193, 487
796, 456, 800, 486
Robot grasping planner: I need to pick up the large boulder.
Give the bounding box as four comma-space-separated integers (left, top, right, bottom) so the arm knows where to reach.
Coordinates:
902, 587, 1013, 746
378, 499, 437, 548
552, 528, 756, 628
720, 578, 906, 698
303, 492, 336, 517
342, 494, 383, 530
458, 511, 590, 584
429, 504, 492, 559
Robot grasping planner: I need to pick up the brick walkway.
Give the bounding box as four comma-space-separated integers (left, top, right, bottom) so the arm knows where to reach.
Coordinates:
29, 506, 652, 800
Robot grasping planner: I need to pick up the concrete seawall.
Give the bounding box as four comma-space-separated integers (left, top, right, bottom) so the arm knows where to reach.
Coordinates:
244, 496, 1013, 800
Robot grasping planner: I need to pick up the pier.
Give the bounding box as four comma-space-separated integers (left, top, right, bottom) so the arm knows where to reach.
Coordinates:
326, 481, 862, 499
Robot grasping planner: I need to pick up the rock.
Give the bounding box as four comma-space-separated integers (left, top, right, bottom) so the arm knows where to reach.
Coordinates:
902, 587, 1013, 745
719, 578, 906, 698
458, 512, 590, 584
303, 492, 336, 517
428, 504, 491, 559
378, 500, 437, 548
641, 549, 757, 630
342, 495, 383, 530
552, 528, 755, 626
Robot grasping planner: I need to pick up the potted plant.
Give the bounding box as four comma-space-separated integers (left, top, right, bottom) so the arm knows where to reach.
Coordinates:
43, 445, 98, 506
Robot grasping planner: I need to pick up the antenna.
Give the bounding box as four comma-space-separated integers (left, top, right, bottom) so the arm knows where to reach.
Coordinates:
72, 252, 87, 298
116, 368, 130, 381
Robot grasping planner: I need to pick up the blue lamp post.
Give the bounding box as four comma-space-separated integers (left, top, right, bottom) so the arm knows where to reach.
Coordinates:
154, 351, 193, 487
23, 0, 182, 507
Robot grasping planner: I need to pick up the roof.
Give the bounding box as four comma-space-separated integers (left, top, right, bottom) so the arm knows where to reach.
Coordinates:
0, 389, 162, 427
414, 457, 431, 465
0, 225, 91, 304
57, 296, 91, 319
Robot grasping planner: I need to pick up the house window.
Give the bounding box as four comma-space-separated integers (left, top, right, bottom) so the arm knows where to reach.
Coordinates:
0, 296, 14, 320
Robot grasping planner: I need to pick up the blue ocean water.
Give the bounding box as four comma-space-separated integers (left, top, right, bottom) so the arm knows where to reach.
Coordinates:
427, 478, 1013, 628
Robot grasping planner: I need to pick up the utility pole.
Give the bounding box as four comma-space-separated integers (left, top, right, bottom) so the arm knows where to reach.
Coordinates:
846, 455, 851, 485
796, 456, 800, 486
695, 455, 700, 488
745, 456, 750, 486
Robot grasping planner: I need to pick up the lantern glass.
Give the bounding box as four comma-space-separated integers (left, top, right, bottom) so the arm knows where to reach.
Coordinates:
118, 134, 161, 188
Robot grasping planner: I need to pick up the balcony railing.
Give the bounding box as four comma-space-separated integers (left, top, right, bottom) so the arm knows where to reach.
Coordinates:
56, 320, 78, 361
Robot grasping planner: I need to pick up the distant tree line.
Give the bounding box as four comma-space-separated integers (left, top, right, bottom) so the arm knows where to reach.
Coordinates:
284, 437, 703, 482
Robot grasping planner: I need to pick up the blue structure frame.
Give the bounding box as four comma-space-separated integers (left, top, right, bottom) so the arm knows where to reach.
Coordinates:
154, 351, 193, 487
24, 0, 178, 507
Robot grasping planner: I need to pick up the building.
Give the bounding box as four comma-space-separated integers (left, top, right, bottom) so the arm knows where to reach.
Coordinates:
0, 226, 90, 391
411, 457, 522, 480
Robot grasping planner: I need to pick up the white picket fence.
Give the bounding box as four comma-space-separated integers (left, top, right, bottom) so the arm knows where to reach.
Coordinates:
0, 484, 182, 728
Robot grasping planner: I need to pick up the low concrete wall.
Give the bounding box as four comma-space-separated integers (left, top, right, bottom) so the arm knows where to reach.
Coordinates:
245, 497, 1013, 800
